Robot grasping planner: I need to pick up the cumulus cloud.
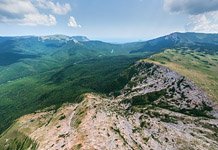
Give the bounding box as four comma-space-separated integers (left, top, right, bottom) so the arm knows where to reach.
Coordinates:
185, 12, 218, 32
164, 0, 218, 33
164, 0, 218, 15
36, 0, 71, 15
0, 0, 71, 26
21, 14, 56, 26
68, 16, 81, 28
0, 0, 37, 19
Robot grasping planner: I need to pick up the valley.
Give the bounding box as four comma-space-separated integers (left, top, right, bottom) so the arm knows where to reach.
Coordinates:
0, 62, 218, 150
0, 32, 218, 149
1, 0, 218, 149
0, 35, 147, 134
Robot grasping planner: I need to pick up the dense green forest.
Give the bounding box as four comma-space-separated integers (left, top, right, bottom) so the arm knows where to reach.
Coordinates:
0, 36, 147, 133
0, 32, 218, 134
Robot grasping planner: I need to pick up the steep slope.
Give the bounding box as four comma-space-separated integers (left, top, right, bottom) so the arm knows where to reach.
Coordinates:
1, 62, 217, 150
119, 62, 217, 118
145, 49, 218, 101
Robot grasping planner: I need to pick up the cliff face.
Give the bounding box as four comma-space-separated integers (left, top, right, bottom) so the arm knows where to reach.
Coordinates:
119, 62, 217, 118
1, 62, 218, 150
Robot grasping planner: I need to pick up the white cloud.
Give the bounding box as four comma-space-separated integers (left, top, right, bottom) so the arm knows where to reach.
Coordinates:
186, 11, 218, 33
0, 0, 72, 26
164, 0, 218, 33
21, 14, 56, 26
36, 0, 71, 15
0, 0, 37, 18
0, 13, 56, 26
68, 16, 81, 28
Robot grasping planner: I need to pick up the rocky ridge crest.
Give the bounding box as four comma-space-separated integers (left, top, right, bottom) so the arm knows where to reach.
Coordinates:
1, 62, 218, 150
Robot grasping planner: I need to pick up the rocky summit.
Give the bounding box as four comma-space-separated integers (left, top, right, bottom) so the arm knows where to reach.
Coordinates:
1, 62, 218, 150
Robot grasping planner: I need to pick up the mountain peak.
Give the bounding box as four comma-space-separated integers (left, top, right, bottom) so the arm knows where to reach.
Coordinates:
38, 35, 89, 43
39, 34, 71, 42
71, 36, 90, 42
164, 32, 181, 42
131, 32, 218, 54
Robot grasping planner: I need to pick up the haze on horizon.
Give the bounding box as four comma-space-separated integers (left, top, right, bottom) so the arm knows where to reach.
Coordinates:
0, 0, 218, 42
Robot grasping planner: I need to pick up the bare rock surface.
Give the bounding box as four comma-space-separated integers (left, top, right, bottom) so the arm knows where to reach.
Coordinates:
1, 62, 218, 150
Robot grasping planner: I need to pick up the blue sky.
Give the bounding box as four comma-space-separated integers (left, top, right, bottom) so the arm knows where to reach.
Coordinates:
0, 0, 218, 42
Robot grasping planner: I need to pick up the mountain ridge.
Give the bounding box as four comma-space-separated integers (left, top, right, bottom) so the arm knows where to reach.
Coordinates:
0, 32, 218, 149
1, 32, 218, 43
1, 62, 217, 150
130, 32, 218, 54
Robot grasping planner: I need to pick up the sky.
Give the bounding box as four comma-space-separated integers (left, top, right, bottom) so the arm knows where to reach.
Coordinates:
0, 0, 218, 42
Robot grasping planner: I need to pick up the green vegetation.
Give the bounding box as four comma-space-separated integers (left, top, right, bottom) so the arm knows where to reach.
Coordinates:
0, 37, 150, 134
160, 114, 178, 124
1, 33, 218, 140
145, 49, 218, 102
0, 128, 37, 150
74, 143, 82, 150
0, 55, 143, 134
71, 101, 88, 128
59, 115, 66, 120
201, 122, 218, 141
122, 89, 167, 106
124, 89, 213, 118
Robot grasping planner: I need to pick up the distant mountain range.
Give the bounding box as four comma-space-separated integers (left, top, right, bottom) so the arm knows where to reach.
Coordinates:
1, 32, 217, 57
130, 32, 218, 54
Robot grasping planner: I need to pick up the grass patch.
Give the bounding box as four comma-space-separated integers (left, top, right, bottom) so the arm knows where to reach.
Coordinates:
0, 129, 37, 150
71, 100, 88, 128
